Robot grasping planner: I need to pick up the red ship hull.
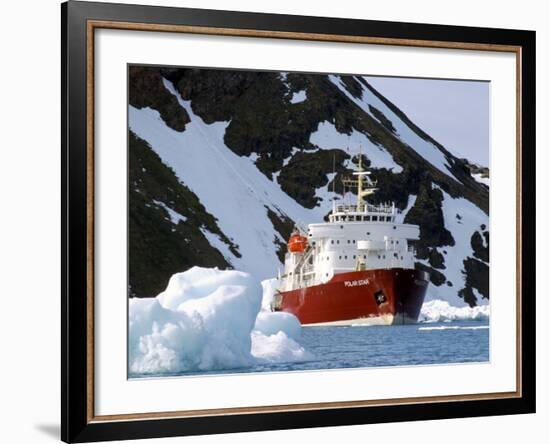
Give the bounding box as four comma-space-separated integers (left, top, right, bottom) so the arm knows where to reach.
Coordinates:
273, 268, 429, 326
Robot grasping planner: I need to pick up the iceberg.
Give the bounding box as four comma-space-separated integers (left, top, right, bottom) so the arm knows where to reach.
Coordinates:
129, 267, 311, 376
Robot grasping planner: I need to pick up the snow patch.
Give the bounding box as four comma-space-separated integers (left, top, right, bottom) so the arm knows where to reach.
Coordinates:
328, 75, 458, 182
153, 200, 187, 224
422, 187, 488, 305
472, 173, 490, 186
199, 227, 236, 263
419, 299, 490, 323
396, 194, 417, 223
129, 78, 333, 281
290, 90, 307, 104
310, 120, 403, 172
282, 147, 300, 167
129, 267, 311, 376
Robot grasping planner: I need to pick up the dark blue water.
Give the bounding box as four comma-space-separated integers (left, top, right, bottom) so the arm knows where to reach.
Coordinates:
145, 320, 489, 378
248, 320, 489, 374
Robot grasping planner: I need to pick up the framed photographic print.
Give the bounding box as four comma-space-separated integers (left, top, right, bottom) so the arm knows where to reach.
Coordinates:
61, 0, 536, 442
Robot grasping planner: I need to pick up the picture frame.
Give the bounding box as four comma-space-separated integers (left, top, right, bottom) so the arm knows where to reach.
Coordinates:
61, 0, 536, 442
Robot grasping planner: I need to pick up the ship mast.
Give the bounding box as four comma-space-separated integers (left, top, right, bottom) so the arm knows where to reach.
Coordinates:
342, 153, 377, 211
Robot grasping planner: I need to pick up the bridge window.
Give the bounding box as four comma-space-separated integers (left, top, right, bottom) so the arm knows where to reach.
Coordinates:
353, 240, 356, 244
347, 240, 351, 244
331, 240, 334, 244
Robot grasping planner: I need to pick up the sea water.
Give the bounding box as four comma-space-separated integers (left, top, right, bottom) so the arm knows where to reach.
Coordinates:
132, 320, 489, 378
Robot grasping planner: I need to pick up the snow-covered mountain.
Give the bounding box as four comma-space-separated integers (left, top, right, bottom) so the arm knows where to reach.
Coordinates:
128, 66, 489, 307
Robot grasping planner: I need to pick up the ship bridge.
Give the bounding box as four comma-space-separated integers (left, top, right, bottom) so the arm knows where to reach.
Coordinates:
279, 156, 421, 292
329, 202, 399, 224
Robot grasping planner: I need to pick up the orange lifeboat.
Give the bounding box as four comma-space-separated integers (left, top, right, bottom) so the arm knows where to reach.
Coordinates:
288, 232, 308, 253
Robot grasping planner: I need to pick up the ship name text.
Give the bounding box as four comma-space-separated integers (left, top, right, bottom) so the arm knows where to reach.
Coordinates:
344, 279, 370, 287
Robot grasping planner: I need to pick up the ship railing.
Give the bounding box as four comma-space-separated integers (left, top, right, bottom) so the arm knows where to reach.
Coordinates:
333, 203, 399, 215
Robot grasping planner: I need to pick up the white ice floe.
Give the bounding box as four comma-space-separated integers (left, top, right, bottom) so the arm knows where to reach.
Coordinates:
419, 299, 490, 323
309, 120, 403, 173
418, 325, 489, 331
328, 75, 459, 182
129, 268, 311, 375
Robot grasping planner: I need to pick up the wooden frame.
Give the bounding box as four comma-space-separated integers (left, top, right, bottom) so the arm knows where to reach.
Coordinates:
62, 1, 536, 442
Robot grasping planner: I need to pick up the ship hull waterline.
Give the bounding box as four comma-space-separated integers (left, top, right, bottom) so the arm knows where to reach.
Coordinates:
273, 268, 429, 326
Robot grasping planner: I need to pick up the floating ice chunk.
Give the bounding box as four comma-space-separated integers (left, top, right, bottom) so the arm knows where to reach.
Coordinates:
251, 331, 313, 363
419, 299, 490, 323
260, 277, 279, 310
129, 269, 261, 374
418, 325, 489, 331
157, 267, 257, 311
254, 311, 302, 341
129, 267, 312, 376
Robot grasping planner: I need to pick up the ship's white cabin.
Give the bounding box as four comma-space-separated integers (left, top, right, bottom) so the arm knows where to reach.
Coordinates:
280, 163, 420, 292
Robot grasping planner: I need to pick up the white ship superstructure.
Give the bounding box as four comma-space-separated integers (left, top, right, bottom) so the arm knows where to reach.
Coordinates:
280, 158, 421, 292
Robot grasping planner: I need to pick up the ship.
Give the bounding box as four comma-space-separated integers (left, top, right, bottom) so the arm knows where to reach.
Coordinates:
271, 157, 429, 326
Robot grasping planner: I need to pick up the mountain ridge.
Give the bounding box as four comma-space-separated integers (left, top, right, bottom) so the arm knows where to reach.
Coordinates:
128, 66, 489, 307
